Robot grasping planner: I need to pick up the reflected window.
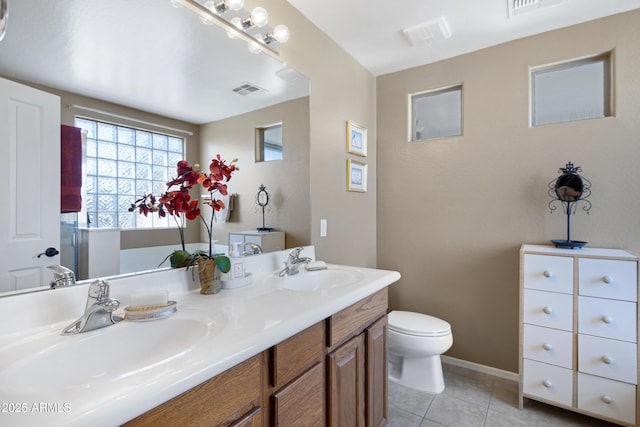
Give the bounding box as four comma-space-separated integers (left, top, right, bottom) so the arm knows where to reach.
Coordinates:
256, 122, 283, 162
409, 84, 462, 142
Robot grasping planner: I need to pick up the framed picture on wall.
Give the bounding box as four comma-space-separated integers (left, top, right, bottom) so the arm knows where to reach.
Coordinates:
346, 120, 367, 156
347, 159, 367, 192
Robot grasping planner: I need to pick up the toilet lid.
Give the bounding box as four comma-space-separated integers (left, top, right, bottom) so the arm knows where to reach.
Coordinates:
388, 311, 451, 337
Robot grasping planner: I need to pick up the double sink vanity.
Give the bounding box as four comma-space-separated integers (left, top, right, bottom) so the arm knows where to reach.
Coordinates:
0, 246, 400, 426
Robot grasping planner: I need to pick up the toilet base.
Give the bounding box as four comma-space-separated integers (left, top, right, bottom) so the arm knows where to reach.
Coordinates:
388, 353, 445, 394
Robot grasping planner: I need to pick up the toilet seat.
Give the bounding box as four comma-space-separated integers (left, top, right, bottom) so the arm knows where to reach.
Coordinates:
388, 311, 451, 337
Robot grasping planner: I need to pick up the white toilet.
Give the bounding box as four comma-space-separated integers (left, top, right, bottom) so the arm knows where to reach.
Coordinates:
387, 310, 453, 394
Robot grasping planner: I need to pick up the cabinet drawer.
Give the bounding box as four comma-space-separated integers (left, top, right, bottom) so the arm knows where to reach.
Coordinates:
327, 288, 387, 349
523, 324, 572, 368
271, 321, 324, 388
523, 289, 573, 331
523, 254, 574, 294
578, 373, 637, 426
579, 258, 637, 302
578, 334, 637, 384
578, 296, 637, 342
522, 359, 573, 407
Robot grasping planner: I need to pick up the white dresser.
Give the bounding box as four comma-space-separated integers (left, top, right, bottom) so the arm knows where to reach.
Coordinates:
520, 244, 639, 426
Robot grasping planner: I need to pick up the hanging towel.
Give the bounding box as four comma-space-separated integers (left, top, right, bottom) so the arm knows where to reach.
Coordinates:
213, 193, 234, 223
60, 125, 83, 213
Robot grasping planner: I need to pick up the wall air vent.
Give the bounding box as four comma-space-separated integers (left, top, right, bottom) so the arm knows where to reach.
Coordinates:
232, 82, 267, 96
508, 0, 568, 17
402, 17, 451, 47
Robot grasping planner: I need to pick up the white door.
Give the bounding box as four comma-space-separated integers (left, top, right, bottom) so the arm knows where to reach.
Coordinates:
0, 77, 61, 292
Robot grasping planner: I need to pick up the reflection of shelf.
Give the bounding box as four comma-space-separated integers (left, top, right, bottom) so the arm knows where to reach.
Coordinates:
229, 230, 285, 253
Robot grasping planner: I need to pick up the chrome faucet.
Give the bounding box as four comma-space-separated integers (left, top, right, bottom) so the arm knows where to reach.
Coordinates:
243, 242, 263, 255
61, 279, 123, 335
47, 265, 76, 288
279, 247, 311, 277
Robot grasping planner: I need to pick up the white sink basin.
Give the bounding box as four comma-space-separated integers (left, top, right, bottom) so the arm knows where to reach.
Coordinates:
0, 317, 212, 394
273, 267, 365, 292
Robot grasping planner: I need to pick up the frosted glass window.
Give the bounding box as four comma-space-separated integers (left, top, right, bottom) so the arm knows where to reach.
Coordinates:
531, 54, 611, 126
75, 117, 184, 230
410, 85, 462, 141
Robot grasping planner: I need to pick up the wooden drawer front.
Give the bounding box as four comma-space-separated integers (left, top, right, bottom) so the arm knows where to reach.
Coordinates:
578, 296, 637, 342
578, 334, 637, 384
271, 321, 324, 388
579, 258, 637, 302
272, 362, 325, 426
578, 373, 637, 426
523, 289, 573, 331
523, 324, 572, 369
523, 254, 573, 294
327, 288, 387, 349
522, 359, 573, 407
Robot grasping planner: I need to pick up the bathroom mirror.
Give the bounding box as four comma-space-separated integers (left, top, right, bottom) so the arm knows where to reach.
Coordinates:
0, 0, 310, 295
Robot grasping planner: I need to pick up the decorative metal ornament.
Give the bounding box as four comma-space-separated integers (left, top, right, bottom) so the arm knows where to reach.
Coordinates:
548, 162, 591, 249
255, 184, 272, 232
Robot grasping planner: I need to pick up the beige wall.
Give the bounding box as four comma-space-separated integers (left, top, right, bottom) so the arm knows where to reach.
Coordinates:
199, 97, 311, 248
377, 10, 640, 373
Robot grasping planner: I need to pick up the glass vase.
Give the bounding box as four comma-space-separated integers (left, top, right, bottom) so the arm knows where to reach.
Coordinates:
198, 258, 221, 294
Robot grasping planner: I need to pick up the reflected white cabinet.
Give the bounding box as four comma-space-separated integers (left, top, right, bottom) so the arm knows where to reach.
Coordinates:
228, 230, 285, 253
519, 244, 639, 426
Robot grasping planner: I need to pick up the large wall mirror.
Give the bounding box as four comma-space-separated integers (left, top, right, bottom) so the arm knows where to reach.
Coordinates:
0, 0, 310, 294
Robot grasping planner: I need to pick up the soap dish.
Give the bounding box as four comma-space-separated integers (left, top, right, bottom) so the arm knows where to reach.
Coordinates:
124, 301, 177, 321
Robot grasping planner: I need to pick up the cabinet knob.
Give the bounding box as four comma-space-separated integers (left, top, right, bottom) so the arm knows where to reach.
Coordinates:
543, 270, 552, 278
601, 315, 613, 324
542, 306, 553, 315
542, 343, 553, 351
601, 395, 613, 404
602, 275, 613, 284
542, 379, 553, 388
601, 355, 613, 364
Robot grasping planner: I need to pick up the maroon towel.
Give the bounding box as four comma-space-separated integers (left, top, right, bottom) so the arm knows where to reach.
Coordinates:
60, 125, 82, 213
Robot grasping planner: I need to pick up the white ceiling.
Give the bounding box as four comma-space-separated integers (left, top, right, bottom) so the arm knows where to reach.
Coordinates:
288, 0, 640, 76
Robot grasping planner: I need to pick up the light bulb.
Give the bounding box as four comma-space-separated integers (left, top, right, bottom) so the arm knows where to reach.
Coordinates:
273, 24, 290, 43
250, 7, 268, 28
227, 17, 242, 39
248, 38, 262, 55
225, 0, 244, 11
204, 0, 216, 11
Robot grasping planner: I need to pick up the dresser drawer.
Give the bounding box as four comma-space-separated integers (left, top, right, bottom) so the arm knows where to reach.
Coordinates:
522, 359, 573, 407
523, 254, 573, 294
578, 296, 637, 342
523, 324, 572, 369
578, 373, 637, 426
523, 289, 573, 331
579, 258, 637, 302
578, 334, 637, 384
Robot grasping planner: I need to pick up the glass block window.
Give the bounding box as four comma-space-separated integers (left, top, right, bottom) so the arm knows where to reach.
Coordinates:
409, 84, 462, 142
531, 53, 612, 126
75, 117, 185, 229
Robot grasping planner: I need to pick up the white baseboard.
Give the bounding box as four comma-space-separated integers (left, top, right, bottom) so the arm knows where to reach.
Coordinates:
441, 355, 519, 382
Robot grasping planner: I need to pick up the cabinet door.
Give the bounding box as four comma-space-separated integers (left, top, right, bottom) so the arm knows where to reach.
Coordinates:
328, 334, 365, 427
272, 362, 324, 426
366, 316, 387, 427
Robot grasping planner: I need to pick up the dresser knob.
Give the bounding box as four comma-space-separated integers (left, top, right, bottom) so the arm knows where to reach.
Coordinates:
543, 343, 553, 351
542, 379, 552, 388
542, 306, 553, 315
601, 315, 613, 324
601, 355, 613, 364
543, 270, 552, 278
602, 275, 613, 284
601, 395, 613, 404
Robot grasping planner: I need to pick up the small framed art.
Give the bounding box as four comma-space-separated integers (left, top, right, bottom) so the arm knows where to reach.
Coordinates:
346, 120, 367, 156
346, 159, 367, 192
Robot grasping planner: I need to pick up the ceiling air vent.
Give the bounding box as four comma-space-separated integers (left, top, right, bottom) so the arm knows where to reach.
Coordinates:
402, 17, 451, 47
232, 82, 266, 96
508, 0, 569, 17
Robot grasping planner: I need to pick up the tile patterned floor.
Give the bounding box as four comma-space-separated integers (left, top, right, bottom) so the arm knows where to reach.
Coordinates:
388, 363, 621, 427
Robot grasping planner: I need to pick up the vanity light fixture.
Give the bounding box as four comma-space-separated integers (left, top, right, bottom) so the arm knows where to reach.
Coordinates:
172, 0, 289, 56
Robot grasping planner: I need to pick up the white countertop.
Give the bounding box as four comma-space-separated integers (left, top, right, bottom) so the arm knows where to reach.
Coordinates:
0, 247, 400, 426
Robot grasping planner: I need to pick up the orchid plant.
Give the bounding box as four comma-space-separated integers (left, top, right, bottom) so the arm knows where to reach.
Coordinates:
129, 155, 238, 270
